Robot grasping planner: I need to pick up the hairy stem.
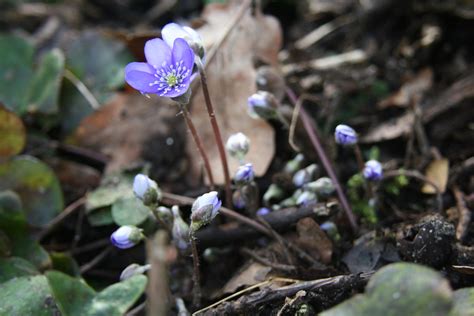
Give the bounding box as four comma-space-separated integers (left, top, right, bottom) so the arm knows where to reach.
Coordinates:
179, 103, 215, 189
286, 88, 358, 232
194, 56, 232, 207
190, 234, 202, 307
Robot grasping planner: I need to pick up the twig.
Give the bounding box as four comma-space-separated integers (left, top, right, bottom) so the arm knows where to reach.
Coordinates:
147, 231, 172, 316
37, 196, 86, 241
79, 246, 113, 274
71, 238, 110, 255
288, 98, 302, 152
194, 56, 232, 207
190, 235, 202, 307
286, 88, 358, 232
383, 169, 443, 212
453, 186, 471, 241
64, 69, 100, 110
295, 14, 357, 50
178, 104, 215, 189
126, 302, 146, 316
241, 248, 296, 272
198, 272, 373, 314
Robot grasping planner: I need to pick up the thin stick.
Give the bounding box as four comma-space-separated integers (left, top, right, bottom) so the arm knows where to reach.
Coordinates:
286, 89, 358, 232
64, 69, 100, 110
190, 235, 202, 307
178, 104, 215, 189
195, 56, 232, 207
38, 196, 86, 241
147, 231, 171, 316
79, 246, 113, 274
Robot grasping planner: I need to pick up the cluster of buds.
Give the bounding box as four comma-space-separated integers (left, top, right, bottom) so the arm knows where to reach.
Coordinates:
304, 177, 335, 197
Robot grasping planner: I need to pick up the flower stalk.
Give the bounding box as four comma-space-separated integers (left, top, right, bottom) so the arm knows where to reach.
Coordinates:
194, 56, 232, 207
178, 103, 215, 189
190, 234, 201, 307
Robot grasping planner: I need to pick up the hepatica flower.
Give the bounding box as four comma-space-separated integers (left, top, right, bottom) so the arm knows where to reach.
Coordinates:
162, 23, 205, 60
363, 160, 383, 181
335, 124, 357, 146
190, 191, 221, 231
125, 37, 194, 97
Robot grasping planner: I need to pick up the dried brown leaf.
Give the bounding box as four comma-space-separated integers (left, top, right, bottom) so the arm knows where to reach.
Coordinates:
296, 217, 333, 264
187, 1, 282, 184
422, 158, 449, 194
219, 262, 272, 296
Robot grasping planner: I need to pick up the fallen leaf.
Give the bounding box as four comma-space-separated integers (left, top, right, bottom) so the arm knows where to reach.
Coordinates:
296, 217, 333, 264
0, 105, 26, 158
378, 68, 433, 109
187, 1, 281, 184
218, 261, 272, 297
361, 112, 415, 143
71, 93, 179, 174
422, 158, 449, 194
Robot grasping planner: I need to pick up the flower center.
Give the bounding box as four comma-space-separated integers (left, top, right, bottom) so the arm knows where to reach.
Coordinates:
149, 60, 191, 96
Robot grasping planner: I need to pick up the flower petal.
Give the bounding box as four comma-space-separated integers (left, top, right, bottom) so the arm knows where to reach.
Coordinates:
171, 38, 195, 76
125, 62, 154, 75
144, 38, 172, 68
162, 23, 191, 48
125, 69, 159, 94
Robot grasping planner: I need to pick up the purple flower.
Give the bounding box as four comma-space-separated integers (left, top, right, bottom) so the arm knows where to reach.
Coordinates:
190, 191, 221, 231
234, 163, 255, 184
363, 160, 383, 181
125, 38, 194, 97
110, 226, 143, 249
247, 91, 278, 119
133, 174, 160, 205
335, 124, 357, 146
256, 207, 271, 216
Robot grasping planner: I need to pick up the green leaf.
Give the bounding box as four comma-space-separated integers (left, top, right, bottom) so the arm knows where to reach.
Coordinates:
86, 173, 134, 212
46, 271, 96, 316
112, 197, 151, 226
89, 275, 147, 316
0, 190, 26, 233
0, 275, 60, 315
322, 263, 453, 316
0, 35, 34, 114
451, 287, 474, 316
50, 251, 80, 276
60, 31, 132, 134
0, 156, 64, 227
9, 233, 51, 270
27, 49, 65, 114
0, 105, 26, 158
87, 207, 115, 226
47, 271, 147, 316
0, 230, 11, 257
0, 256, 39, 283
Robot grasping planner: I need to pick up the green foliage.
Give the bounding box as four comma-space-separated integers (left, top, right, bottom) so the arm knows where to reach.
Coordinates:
0, 105, 26, 158
50, 252, 80, 276
322, 263, 453, 316
384, 174, 409, 196
347, 173, 377, 224
0, 257, 39, 283
0, 156, 64, 227
112, 196, 152, 226
0, 35, 65, 116
60, 31, 133, 134
0, 275, 60, 315
47, 271, 147, 316
451, 288, 474, 316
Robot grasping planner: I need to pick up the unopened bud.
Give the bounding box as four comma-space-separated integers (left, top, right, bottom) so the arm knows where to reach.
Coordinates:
263, 183, 285, 205
293, 164, 319, 187
283, 153, 305, 175
247, 91, 279, 120
110, 226, 144, 249
120, 263, 151, 281
296, 191, 318, 207
363, 160, 383, 181
226, 132, 250, 160
171, 206, 190, 249
304, 177, 335, 197
133, 174, 161, 206
162, 23, 205, 60
234, 163, 255, 185
335, 124, 357, 146
153, 206, 173, 228
190, 191, 221, 231
256, 207, 271, 216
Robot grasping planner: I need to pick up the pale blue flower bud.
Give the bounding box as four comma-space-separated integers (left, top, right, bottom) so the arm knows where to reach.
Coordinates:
263, 184, 285, 205
256, 207, 271, 216
162, 22, 205, 60
233, 190, 246, 209
363, 160, 383, 181
190, 191, 221, 231
171, 206, 190, 249
153, 206, 173, 228
120, 263, 151, 281
234, 163, 255, 185
296, 191, 318, 207
226, 132, 250, 159
247, 91, 278, 120
133, 174, 161, 206
293, 164, 319, 187
110, 226, 144, 249
283, 153, 305, 174
335, 124, 357, 146
320, 221, 340, 241
304, 177, 335, 197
